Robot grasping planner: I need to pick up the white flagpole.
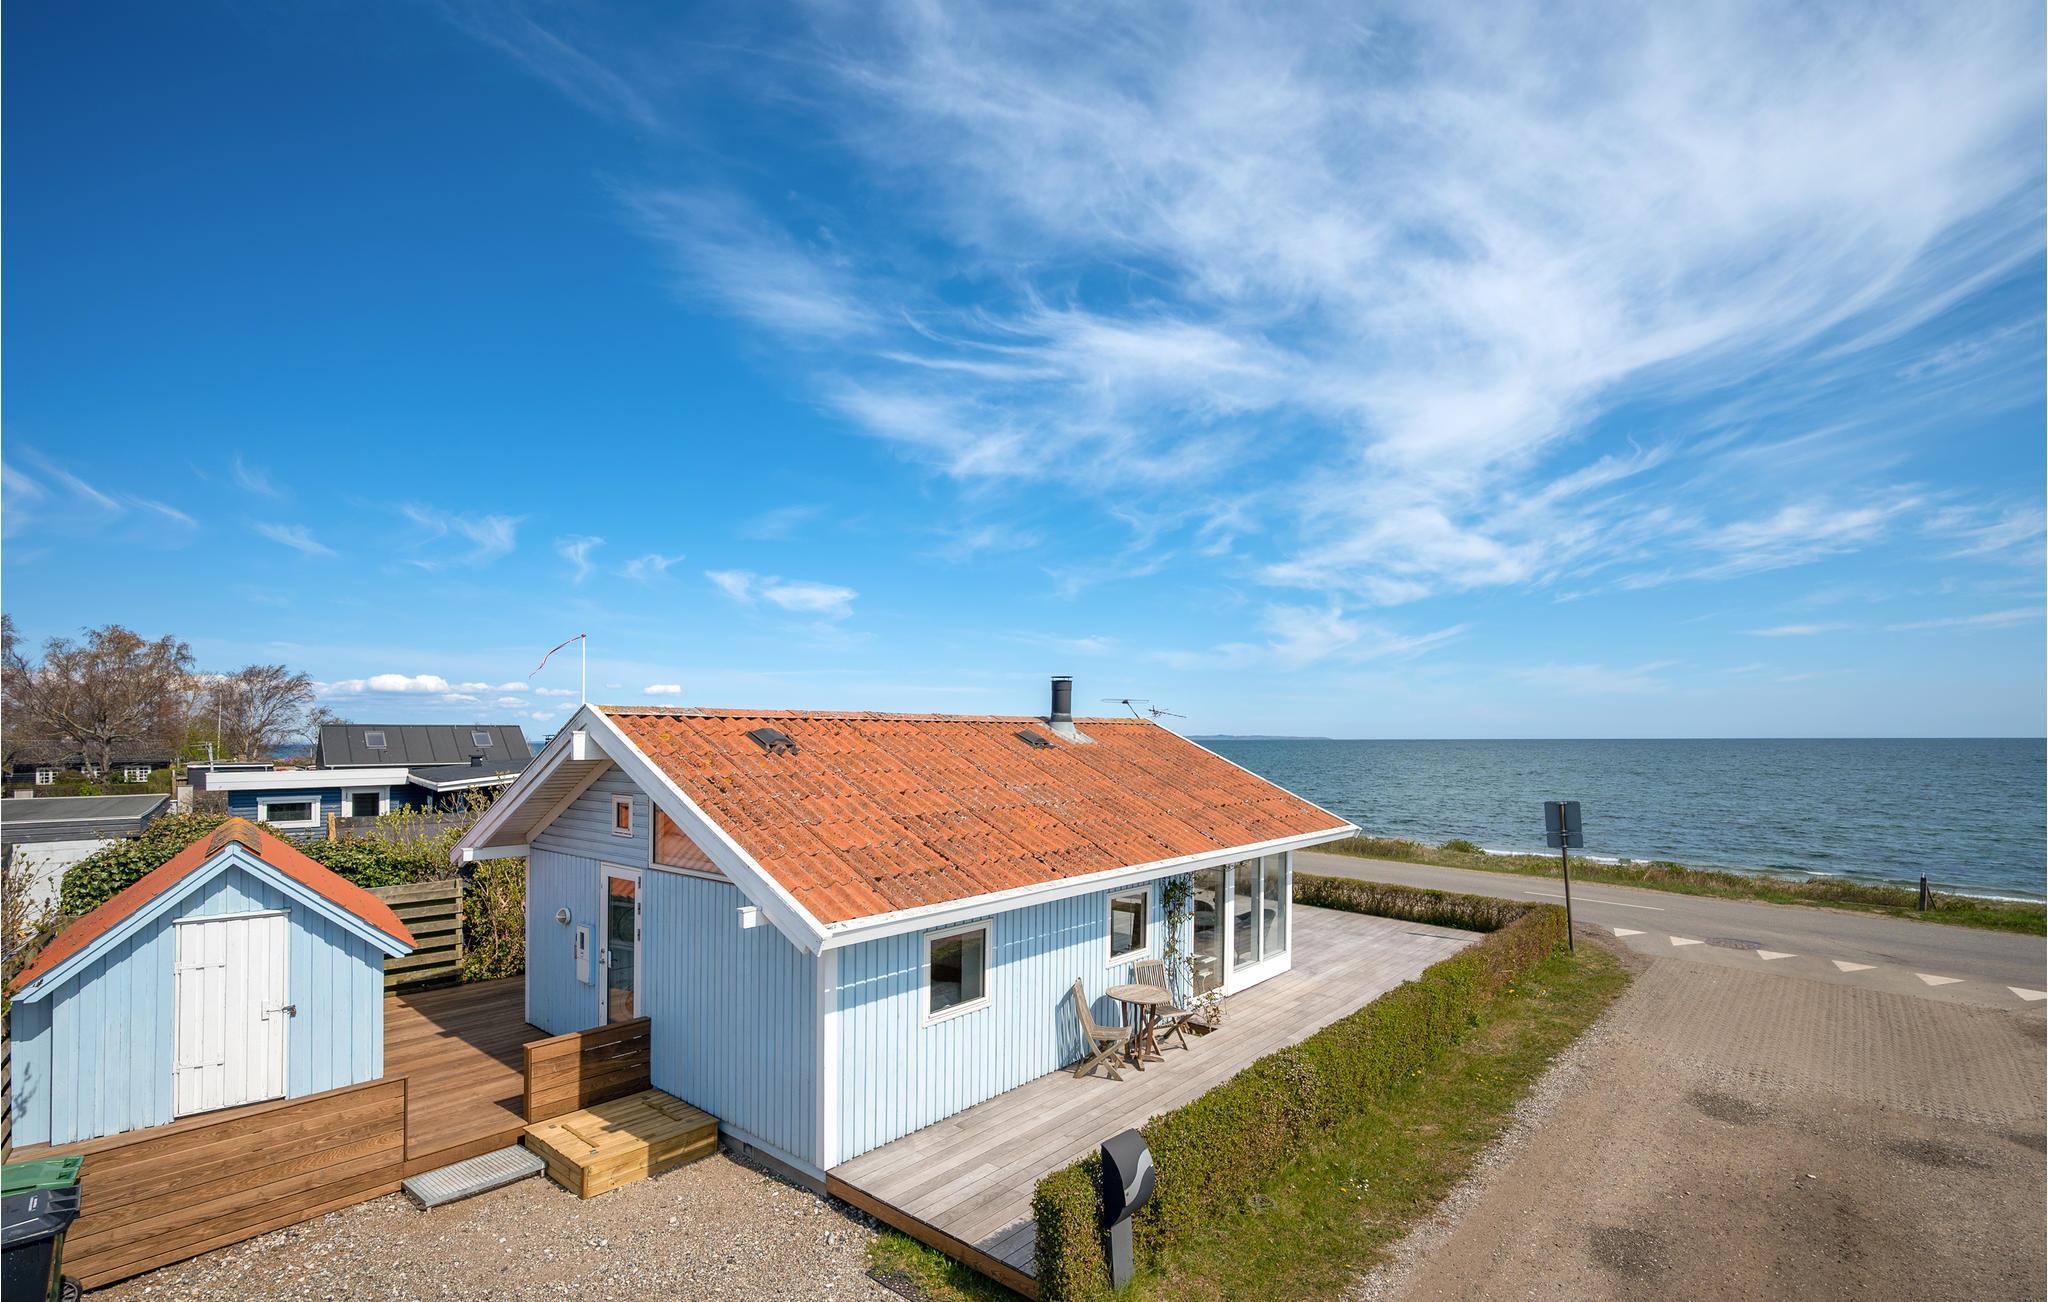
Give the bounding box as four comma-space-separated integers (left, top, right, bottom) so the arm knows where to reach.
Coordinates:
581, 636, 588, 705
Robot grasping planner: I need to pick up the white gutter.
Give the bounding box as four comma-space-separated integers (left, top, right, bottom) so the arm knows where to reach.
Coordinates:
814, 822, 1357, 949
195, 767, 415, 791
454, 720, 585, 858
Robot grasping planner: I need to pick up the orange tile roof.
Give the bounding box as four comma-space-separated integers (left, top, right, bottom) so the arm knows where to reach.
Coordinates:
602, 707, 1351, 926
11, 818, 415, 995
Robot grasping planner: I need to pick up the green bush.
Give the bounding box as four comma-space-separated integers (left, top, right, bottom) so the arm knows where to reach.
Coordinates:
1031, 876, 1567, 1300
1439, 837, 1479, 854
59, 811, 238, 914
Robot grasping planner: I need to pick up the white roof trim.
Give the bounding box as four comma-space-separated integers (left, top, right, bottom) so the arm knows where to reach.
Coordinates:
815, 824, 1356, 949
455, 721, 584, 854
195, 767, 414, 791
581, 710, 832, 954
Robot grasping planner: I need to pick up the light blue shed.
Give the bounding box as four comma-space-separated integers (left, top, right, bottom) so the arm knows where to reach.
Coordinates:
8, 818, 414, 1148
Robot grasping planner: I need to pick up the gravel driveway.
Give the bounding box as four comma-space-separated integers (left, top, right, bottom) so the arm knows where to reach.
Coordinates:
98, 1151, 896, 1300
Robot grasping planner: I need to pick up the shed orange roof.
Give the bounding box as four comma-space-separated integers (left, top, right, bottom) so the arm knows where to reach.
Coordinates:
603, 707, 1352, 926
11, 818, 415, 994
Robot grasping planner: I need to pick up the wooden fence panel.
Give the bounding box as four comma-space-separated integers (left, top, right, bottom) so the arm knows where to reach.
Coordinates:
16, 1076, 408, 1290
523, 1018, 651, 1123
370, 878, 465, 989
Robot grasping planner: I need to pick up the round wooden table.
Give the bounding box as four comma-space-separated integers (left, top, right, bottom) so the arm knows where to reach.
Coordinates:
1106, 982, 1172, 1069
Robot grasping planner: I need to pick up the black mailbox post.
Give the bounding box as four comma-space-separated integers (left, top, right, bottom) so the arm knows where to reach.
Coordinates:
1099, 1128, 1155, 1287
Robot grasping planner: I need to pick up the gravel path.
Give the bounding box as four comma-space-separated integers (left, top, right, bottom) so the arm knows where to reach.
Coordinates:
98, 1152, 895, 1300
1353, 942, 2047, 1301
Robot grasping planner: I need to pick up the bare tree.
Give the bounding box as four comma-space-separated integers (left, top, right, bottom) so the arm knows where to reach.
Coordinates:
204, 664, 318, 759
4, 624, 195, 775
302, 705, 348, 749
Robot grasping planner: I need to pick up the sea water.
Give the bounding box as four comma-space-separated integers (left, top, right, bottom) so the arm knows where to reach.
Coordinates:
1205, 737, 2047, 902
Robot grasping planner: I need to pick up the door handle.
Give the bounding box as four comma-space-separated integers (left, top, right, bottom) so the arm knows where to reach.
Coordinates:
265, 1004, 297, 1018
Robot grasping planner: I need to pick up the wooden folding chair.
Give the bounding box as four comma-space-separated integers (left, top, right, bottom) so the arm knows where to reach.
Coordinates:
1069, 980, 1128, 1081
1132, 959, 1195, 1051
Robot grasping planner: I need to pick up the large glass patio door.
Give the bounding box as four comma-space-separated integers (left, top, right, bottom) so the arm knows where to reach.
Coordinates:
1190, 867, 1225, 996
1224, 853, 1290, 991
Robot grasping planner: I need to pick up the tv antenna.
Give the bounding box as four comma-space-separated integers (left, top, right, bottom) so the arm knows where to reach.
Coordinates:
1103, 697, 1185, 721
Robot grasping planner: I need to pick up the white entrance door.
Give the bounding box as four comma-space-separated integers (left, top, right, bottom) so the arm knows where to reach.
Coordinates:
174, 910, 291, 1116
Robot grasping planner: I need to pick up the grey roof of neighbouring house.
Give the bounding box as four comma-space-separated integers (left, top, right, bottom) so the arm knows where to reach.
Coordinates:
315, 724, 533, 769
0, 793, 173, 845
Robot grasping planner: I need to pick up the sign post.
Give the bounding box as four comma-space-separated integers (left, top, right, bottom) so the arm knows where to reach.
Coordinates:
1543, 800, 1584, 953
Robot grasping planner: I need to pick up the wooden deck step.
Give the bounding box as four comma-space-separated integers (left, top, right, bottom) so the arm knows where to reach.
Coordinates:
521, 1088, 719, 1198
402, 1145, 544, 1208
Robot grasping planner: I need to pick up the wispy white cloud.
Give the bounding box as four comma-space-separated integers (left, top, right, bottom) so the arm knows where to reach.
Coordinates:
737, 505, 822, 541
1885, 607, 2042, 632
456, 681, 529, 692
1157, 605, 1466, 671
532, 686, 580, 698
1742, 622, 1851, 637
254, 522, 336, 557
231, 455, 282, 499
1509, 660, 1676, 697
621, 551, 687, 582
643, 683, 683, 696
704, 569, 860, 619
401, 504, 522, 568
555, 534, 604, 583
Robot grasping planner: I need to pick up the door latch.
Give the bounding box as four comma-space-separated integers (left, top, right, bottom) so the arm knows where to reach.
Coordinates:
265, 1004, 298, 1018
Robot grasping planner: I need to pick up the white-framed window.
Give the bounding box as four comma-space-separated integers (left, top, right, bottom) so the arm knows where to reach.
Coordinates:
343, 787, 388, 819
1107, 888, 1151, 963
124, 765, 150, 782
33, 767, 54, 786
257, 796, 320, 829
363, 730, 387, 750
923, 920, 992, 1025
471, 730, 493, 748
83, 765, 101, 779
611, 795, 634, 837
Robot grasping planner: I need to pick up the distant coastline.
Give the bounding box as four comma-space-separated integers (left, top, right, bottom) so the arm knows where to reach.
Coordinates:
1189, 734, 1334, 741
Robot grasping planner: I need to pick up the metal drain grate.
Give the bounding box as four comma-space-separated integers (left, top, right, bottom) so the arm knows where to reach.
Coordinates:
1706, 937, 1763, 951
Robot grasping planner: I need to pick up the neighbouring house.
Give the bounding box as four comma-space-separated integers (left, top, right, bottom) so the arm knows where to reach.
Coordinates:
7, 818, 415, 1147
1, 792, 175, 912
453, 677, 1356, 1185
8, 742, 173, 789
190, 722, 535, 837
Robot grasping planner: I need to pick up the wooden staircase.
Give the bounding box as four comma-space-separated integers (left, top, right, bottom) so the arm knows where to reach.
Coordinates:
522, 1088, 718, 1198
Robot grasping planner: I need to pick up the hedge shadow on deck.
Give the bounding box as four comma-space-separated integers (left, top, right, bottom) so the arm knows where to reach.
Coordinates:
1030, 874, 1569, 1300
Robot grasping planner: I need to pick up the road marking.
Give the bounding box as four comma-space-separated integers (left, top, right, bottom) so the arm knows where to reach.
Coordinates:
1756, 950, 1794, 961
2011, 987, 2048, 1002
1612, 927, 1644, 938
1832, 960, 1874, 973
1521, 889, 1665, 911
1669, 936, 1703, 947
1916, 974, 1962, 987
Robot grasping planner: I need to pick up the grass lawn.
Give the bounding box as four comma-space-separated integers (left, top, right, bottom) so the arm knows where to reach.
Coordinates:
1134, 941, 1629, 1301
1320, 836, 2045, 936
862, 941, 1629, 1302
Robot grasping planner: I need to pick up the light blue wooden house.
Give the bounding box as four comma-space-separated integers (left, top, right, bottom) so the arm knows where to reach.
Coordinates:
456, 679, 1354, 1184
8, 819, 415, 1147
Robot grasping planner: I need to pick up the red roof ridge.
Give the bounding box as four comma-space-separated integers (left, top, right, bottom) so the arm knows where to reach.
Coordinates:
596, 704, 1146, 725
10, 818, 416, 995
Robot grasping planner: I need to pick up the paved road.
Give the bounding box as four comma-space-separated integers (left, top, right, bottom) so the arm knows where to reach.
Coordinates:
1299, 850, 2046, 1010
1359, 952, 2047, 1302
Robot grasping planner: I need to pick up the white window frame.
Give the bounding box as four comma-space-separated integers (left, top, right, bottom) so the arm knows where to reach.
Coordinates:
471, 730, 493, 748
921, 919, 993, 1027
362, 730, 388, 751
33, 767, 54, 786
256, 795, 322, 829
611, 794, 635, 837
1105, 886, 1153, 966
341, 786, 390, 819
123, 765, 150, 783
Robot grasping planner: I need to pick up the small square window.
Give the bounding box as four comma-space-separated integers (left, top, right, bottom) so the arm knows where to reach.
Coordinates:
612, 795, 634, 836
925, 922, 991, 1023
124, 766, 149, 782
1108, 890, 1149, 959
261, 799, 316, 826
349, 791, 382, 818
363, 730, 387, 750
471, 730, 492, 748
33, 768, 54, 786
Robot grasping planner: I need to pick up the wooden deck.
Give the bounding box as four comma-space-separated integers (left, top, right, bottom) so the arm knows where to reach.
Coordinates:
826, 906, 1478, 1293
384, 976, 539, 1176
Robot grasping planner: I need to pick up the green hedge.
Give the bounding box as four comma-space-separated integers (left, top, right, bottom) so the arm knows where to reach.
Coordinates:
1032, 875, 1568, 1299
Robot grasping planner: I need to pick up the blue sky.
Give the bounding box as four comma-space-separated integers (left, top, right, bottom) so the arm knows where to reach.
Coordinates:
4, 0, 2043, 739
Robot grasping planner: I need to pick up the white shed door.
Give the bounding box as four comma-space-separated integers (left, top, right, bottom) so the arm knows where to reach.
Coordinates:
174, 910, 290, 1116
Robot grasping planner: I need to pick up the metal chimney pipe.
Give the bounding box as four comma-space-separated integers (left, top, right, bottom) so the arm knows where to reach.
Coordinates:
1049, 676, 1074, 724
